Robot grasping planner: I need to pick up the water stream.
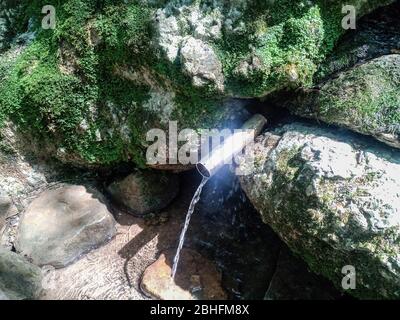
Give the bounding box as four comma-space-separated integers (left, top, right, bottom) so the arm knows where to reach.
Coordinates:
171, 176, 209, 279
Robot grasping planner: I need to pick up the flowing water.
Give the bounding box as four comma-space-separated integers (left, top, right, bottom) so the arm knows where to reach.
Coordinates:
171, 176, 209, 279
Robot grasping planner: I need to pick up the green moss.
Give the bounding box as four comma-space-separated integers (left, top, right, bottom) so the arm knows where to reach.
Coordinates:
216, 1, 350, 96
1, 0, 394, 167
215, 0, 393, 97
0, 0, 230, 167
0, 1, 154, 167
260, 155, 400, 298
317, 55, 400, 133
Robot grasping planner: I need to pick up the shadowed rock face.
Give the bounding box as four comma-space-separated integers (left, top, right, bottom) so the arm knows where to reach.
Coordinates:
0, 247, 42, 300
239, 123, 400, 299
316, 0, 400, 79
107, 171, 179, 215
15, 184, 116, 268
264, 246, 344, 300
0, 0, 25, 52
0, 191, 13, 233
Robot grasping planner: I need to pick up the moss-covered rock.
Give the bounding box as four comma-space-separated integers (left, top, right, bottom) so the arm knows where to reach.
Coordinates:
239, 123, 400, 299
284, 54, 400, 149
279, 3, 400, 149
149, 0, 394, 97
0, 0, 393, 168
315, 0, 400, 80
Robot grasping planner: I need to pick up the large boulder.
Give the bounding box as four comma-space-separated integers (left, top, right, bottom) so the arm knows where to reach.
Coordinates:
0, 1, 393, 168
284, 54, 400, 149
316, 0, 400, 80
239, 123, 400, 299
15, 185, 116, 268
0, 247, 42, 300
280, 2, 400, 150
107, 170, 179, 215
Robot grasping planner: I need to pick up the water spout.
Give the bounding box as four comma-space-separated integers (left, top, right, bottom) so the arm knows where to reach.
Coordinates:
171, 176, 209, 279
171, 114, 267, 280
196, 114, 267, 178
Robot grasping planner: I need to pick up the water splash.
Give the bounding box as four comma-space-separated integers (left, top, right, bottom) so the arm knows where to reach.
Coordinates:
171, 176, 209, 280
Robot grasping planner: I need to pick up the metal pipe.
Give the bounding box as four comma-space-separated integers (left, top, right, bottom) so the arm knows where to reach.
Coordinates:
196, 114, 267, 178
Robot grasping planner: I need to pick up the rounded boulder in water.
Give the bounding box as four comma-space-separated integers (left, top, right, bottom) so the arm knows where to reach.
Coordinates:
107, 171, 179, 215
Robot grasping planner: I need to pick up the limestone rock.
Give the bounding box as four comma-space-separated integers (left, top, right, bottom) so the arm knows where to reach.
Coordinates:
180, 37, 224, 91
140, 249, 227, 300
239, 123, 400, 299
107, 171, 179, 215
15, 185, 116, 268
0, 247, 42, 300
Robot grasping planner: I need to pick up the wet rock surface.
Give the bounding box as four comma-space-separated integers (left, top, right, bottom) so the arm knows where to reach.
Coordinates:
15, 184, 116, 268
0, 247, 42, 300
265, 246, 344, 300
188, 167, 345, 300
107, 171, 179, 215
239, 122, 400, 299
141, 249, 227, 300
188, 167, 282, 299
38, 170, 342, 300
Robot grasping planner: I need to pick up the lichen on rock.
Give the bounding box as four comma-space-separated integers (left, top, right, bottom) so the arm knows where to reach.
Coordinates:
239, 123, 400, 299
285, 54, 400, 149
